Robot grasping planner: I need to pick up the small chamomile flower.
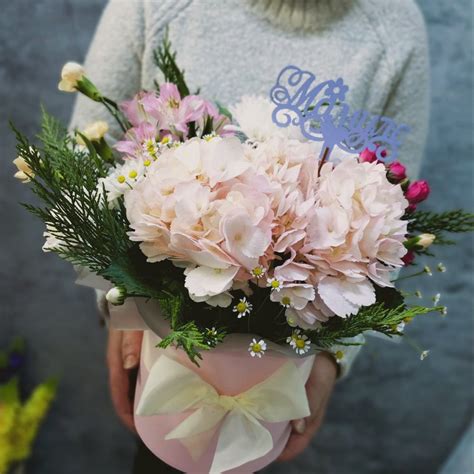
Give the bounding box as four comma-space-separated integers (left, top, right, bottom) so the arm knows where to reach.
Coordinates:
415, 290, 423, 298
396, 321, 406, 332
424, 265, 433, 276
437, 262, 446, 273
288, 330, 311, 355
334, 350, 345, 363
202, 132, 217, 141
267, 277, 283, 292
439, 306, 448, 316
204, 327, 219, 346
280, 295, 292, 308
432, 293, 441, 305
420, 350, 430, 360
233, 297, 253, 318
251, 265, 266, 279
142, 138, 159, 160
248, 338, 267, 358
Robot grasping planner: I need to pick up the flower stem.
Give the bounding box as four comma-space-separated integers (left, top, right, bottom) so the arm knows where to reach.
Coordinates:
100, 97, 128, 133
317, 146, 330, 177
392, 269, 427, 282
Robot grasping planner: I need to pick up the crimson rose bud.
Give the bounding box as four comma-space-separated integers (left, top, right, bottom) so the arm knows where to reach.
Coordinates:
359, 148, 377, 163
402, 250, 415, 266
388, 161, 407, 182
405, 180, 430, 204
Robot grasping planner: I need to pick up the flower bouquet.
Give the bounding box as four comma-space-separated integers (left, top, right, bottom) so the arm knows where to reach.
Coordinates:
12, 37, 473, 472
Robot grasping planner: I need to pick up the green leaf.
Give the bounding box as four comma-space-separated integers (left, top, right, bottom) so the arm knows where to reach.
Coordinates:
157, 322, 211, 366
153, 30, 190, 97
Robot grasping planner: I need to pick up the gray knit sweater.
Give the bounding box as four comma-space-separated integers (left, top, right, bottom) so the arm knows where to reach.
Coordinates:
71, 0, 430, 375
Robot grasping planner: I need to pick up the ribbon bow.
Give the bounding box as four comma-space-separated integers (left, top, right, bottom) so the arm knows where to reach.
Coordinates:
136, 355, 310, 473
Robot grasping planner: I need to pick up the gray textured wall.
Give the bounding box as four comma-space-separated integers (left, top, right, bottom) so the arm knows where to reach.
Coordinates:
0, 1, 472, 473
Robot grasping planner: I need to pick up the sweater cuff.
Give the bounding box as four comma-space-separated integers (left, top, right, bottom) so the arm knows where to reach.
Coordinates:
330, 334, 365, 380
95, 289, 110, 325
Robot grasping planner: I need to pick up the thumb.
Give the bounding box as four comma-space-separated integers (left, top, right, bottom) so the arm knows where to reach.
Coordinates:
121, 330, 143, 369
291, 418, 307, 435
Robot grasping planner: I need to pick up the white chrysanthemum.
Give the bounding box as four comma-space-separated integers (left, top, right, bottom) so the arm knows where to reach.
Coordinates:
229, 95, 304, 142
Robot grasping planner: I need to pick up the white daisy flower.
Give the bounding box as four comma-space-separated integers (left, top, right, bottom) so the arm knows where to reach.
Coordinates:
232, 297, 253, 318
432, 293, 441, 305
394, 321, 406, 333
270, 283, 315, 309
437, 262, 446, 273
142, 137, 160, 161
420, 350, 430, 360
251, 265, 266, 279
424, 265, 433, 276
98, 159, 145, 207
440, 306, 448, 316
266, 277, 283, 292
288, 330, 311, 355
415, 290, 423, 299
334, 350, 345, 364
248, 338, 267, 358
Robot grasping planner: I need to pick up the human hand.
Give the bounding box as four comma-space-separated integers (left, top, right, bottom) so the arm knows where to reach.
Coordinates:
106, 328, 143, 432
278, 352, 338, 462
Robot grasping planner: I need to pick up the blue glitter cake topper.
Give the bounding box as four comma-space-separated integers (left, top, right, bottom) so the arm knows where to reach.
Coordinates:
270, 65, 410, 165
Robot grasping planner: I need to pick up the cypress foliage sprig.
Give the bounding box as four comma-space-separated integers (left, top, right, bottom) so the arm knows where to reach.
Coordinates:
153, 30, 190, 97
408, 210, 474, 245
13, 110, 131, 273
305, 304, 442, 348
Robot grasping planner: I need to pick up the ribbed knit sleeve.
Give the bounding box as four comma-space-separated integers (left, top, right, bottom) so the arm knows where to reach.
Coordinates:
68, 0, 146, 138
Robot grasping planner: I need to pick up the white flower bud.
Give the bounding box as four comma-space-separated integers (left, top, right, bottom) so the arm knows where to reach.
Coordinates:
76, 121, 109, 145
420, 350, 430, 361
106, 287, 126, 306
417, 233, 436, 249
58, 62, 85, 92
13, 155, 34, 183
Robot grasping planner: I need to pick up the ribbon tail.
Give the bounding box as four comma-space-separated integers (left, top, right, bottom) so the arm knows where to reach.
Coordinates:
210, 409, 273, 474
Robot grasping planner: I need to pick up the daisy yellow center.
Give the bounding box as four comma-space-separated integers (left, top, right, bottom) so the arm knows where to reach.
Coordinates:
144, 159, 151, 167
236, 302, 248, 313
251, 343, 262, 353
271, 280, 280, 289
160, 136, 170, 144
117, 175, 126, 184
252, 267, 263, 276
335, 350, 344, 360
129, 170, 138, 179
295, 338, 306, 349
281, 296, 291, 306
403, 317, 413, 323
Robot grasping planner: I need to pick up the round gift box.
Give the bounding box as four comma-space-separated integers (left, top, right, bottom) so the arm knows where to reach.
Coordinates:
133, 298, 316, 474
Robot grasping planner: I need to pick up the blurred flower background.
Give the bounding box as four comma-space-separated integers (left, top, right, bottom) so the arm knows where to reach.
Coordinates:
0, 1, 472, 473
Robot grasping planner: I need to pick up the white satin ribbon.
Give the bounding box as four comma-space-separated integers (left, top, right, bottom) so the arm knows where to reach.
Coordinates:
136, 355, 311, 473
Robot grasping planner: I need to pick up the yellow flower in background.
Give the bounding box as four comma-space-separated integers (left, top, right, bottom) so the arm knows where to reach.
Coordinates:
76, 120, 109, 145
58, 62, 85, 92
13, 156, 34, 183
0, 377, 57, 474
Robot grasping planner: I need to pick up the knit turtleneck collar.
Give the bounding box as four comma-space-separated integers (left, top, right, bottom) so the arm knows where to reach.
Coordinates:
246, 0, 351, 31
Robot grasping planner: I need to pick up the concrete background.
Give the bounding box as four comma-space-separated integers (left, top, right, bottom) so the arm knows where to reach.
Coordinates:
0, 1, 472, 473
